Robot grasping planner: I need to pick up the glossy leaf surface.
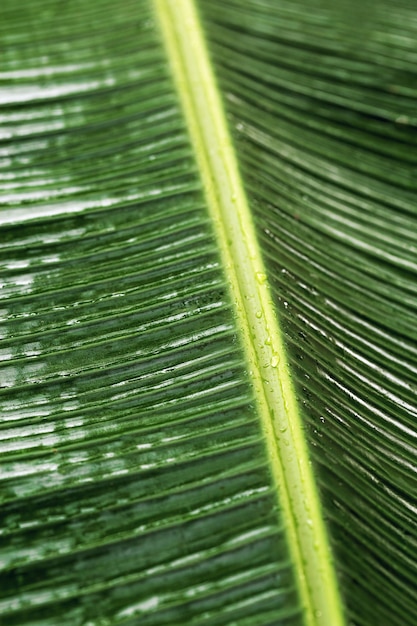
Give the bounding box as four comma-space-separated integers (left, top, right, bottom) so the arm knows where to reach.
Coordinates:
197, 2, 417, 624
1, 1, 416, 625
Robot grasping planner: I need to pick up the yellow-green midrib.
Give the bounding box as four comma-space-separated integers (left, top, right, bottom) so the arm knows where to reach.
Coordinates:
153, 1, 346, 625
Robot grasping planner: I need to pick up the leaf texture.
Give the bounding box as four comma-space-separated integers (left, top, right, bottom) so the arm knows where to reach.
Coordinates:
197, 1, 417, 625
1, 1, 417, 626
0, 2, 303, 625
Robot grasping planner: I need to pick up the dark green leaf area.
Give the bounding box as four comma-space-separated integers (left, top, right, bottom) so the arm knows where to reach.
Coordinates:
1, 1, 303, 625
1, 460, 298, 625
198, 1, 417, 625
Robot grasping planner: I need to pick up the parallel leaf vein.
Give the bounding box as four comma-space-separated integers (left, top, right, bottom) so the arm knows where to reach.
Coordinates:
153, 2, 345, 625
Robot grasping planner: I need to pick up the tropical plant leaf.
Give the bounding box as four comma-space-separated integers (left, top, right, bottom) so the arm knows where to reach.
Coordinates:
195, 2, 417, 624
1, 1, 416, 626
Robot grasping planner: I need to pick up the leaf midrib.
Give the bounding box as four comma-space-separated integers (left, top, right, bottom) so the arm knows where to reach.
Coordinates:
153, 1, 346, 625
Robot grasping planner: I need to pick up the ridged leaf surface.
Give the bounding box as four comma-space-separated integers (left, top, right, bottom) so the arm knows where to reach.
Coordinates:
1, 1, 416, 626
197, 2, 417, 624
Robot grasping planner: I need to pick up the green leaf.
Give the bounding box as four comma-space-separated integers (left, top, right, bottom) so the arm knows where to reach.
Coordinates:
1, 1, 415, 626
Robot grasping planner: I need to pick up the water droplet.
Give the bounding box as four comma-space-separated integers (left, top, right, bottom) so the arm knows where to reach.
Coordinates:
396, 115, 409, 124
256, 272, 267, 285
271, 355, 279, 368
255, 310, 262, 319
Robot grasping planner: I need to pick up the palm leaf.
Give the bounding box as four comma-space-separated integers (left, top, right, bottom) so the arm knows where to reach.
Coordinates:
1, 1, 416, 625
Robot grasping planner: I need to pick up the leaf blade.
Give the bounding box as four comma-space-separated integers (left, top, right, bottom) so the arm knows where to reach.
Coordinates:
1, 1, 303, 624
197, 1, 417, 624
153, 2, 344, 625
